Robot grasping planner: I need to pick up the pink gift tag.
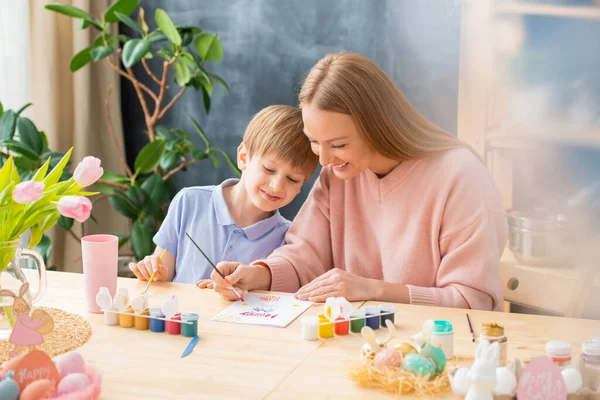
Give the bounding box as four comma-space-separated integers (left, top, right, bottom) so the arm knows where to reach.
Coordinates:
517, 356, 568, 400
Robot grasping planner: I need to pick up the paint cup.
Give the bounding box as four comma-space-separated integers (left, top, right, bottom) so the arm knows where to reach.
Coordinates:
379, 303, 396, 325
430, 320, 454, 359
81, 234, 118, 313
318, 314, 334, 338
119, 306, 134, 328
181, 313, 199, 337
350, 309, 366, 333
150, 308, 165, 333
166, 313, 181, 335
104, 306, 118, 326
301, 316, 319, 341
134, 308, 150, 330
364, 306, 380, 330
334, 316, 349, 335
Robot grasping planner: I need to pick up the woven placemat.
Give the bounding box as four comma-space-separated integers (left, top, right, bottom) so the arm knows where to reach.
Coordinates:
0, 307, 92, 363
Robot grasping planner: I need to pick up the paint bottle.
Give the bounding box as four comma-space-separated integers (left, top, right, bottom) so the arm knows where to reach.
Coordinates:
166, 313, 182, 335
301, 316, 319, 341
350, 309, 366, 333
181, 313, 199, 337
545, 341, 572, 369
134, 308, 150, 330
334, 316, 349, 335
104, 306, 119, 326
580, 340, 600, 390
119, 306, 134, 328
364, 306, 380, 330
317, 314, 334, 338
379, 304, 396, 325
479, 322, 507, 366
150, 308, 166, 333
429, 320, 454, 359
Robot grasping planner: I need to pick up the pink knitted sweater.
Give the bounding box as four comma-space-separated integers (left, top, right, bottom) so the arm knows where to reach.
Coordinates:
261, 148, 507, 311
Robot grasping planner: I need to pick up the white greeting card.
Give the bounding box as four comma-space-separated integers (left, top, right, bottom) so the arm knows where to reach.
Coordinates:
211, 293, 313, 327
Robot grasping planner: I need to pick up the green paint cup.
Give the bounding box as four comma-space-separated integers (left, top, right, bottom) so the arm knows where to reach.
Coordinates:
350, 309, 366, 333
181, 313, 199, 337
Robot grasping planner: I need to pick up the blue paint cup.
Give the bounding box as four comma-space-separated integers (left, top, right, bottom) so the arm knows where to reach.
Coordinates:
150, 308, 165, 333
364, 306, 380, 330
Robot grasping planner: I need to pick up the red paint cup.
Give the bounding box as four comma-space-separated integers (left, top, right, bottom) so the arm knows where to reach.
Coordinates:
166, 313, 181, 335
334, 316, 349, 335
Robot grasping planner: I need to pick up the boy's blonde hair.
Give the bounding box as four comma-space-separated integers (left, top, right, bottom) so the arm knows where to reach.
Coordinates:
243, 105, 318, 179
299, 52, 466, 161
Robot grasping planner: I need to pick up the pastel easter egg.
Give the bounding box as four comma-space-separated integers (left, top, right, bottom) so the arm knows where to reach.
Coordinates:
55, 351, 86, 377
374, 348, 403, 370
20, 379, 55, 400
393, 342, 420, 357
0, 374, 20, 400
561, 367, 583, 394
420, 345, 446, 374
57, 372, 90, 396
402, 354, 435, 380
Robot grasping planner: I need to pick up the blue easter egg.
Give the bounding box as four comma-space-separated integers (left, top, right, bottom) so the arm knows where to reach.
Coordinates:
402, 353, 435, 379
420, 344, 447, 374
0, 373, 20, 400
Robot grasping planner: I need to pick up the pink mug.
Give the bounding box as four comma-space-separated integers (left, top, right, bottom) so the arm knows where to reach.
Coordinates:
81, 234, 118, 313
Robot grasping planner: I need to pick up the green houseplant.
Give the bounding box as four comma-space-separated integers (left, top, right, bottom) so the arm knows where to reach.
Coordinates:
45, 0, 240, 260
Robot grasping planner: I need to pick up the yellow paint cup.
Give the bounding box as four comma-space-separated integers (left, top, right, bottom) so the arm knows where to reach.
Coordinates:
134, 308, 150, 330
318, 314, 333, 338
119, 306, 135, 328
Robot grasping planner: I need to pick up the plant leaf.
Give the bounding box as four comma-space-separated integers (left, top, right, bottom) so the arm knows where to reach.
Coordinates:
31, 157, 51, 182
122, 39, 151, 68
208, 152, 220, 168
155, 9, 181, 46
90, 46, 115, 62
202, 87, 211, 114
45, 3, 94, 20
214, 148, 241, 176
115, 11, 144, 35
57, 215, 74, 230
127, 186, 148, 209
177, 51, 197, 69
193, 33, 223, 62
93, 34, 118, 49
41, 213, 60, 233
159, 151, 178, 170
0, 157, 14, 191
16, 117, 43, 155
191, 150, 206, 160
70, 47, 92, 72
0, 110, 17, 141
131, 219, 154, 260
29, 224, 44, 248
155, 126, 175, 140
100, 170, 130, 184
173, 61, 191, 86
140, 174, 165, 215
33, 234, 52, 263
0, 101, 3, 116
16, 103, 32, 116
134, 140, 166, 175
109, 191, 139, 219
205, 70, 230, 94
104, 0, 141, 23
148, 31, 168, 44
43, 147, 73, 186
0, 139, 38, 160
186, 112, 210, 149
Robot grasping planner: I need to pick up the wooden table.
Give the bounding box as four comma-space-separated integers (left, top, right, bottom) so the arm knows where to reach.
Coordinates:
15, 271, 600, 399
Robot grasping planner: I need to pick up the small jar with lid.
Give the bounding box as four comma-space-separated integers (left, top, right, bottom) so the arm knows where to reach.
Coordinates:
479, 322, 507, 366
580, 340, 600, 390
545, 341, 572, 369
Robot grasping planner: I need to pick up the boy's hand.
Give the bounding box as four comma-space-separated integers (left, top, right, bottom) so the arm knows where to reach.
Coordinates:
211, 261, 271, 301
195, 279, 214, 289
129, 255, 169, 281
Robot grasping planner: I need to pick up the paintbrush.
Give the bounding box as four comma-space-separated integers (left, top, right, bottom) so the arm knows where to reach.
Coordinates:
466, 313, 475, 342
185, 232, 244, 302
142, 248, 167, 294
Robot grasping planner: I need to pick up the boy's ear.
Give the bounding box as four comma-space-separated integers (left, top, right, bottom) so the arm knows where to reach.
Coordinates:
237, 142, 248, 171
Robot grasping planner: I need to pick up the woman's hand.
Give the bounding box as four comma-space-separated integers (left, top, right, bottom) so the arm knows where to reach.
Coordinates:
294, 268, 377, 302
210, 262, 272, 301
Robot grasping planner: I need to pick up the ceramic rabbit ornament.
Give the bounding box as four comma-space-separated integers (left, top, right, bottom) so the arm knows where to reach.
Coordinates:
465, 339, 501, 400
360, 319, 396, 362
0, 283, 54, 358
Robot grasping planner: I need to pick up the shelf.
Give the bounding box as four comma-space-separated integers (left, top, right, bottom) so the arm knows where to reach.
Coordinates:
496, 2, 600, 20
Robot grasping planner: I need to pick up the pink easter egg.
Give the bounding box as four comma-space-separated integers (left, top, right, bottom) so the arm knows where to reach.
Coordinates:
55, 352, 86, 377
20, 379, 56, 400
374, 348, 403, 370
57, 372, 90, 396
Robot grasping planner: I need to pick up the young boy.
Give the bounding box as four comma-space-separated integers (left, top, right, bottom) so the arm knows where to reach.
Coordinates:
128, 105, 318, 286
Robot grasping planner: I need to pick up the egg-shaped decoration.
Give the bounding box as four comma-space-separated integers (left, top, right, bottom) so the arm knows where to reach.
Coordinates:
0, 373, 19, 400
57, 372, 90, 396
20, 379, 55, 400
561, 367, 583, 394
360, 343, 380, 363
373, 348, 403, 370
393, 342, 420, 357
55, 351, 86, 378
402, 353, 435, 380
420, 345, 446, 374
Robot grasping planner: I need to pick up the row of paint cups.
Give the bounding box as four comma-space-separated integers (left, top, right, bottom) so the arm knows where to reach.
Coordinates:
301, 304, 396, 340
103, 307, 199, 337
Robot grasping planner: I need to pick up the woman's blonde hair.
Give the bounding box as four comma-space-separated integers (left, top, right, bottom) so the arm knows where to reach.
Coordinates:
243, 105, 318, 178
298, 52, 466, 160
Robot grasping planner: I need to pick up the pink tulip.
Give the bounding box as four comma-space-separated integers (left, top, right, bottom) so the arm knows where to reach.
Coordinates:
57, 196, 92, 223
73, 156, 104, 186
12, 181, 45, 204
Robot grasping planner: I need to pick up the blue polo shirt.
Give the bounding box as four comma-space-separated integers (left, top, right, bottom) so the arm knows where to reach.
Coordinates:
153, 179, 291, 284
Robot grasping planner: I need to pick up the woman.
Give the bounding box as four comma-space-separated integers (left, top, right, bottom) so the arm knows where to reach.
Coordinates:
211, 52, 507, 311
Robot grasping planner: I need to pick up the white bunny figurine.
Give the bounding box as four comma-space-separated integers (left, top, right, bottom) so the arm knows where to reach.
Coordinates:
465, 339, 501, 400
360, 319, 396, 362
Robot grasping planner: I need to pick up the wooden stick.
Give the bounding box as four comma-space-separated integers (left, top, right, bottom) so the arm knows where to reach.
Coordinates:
142, 58, 161, 85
